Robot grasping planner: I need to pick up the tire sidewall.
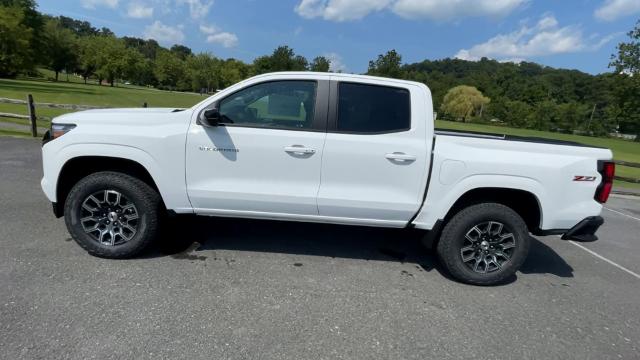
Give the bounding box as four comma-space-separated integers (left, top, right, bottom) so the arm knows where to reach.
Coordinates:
64, 173, 157, 257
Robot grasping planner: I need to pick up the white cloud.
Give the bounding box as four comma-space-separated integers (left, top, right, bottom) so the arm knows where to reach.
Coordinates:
81, 0, 119, 9
454, 15, 614, 61
294, 0, 526, 21
199, 24, 238, 48
127, 2, 154, 18
295, 0, 392, 21
199, 24, 217, 34
143, 21, 185, 45
206, 33, 238, 48
325, 52, 348, 72
392, 0, 527, 20
176, 0, 213, 20
595, 0, 640, 21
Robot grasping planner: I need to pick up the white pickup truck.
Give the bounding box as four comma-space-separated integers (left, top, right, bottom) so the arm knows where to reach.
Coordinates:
41, 72, 615, 285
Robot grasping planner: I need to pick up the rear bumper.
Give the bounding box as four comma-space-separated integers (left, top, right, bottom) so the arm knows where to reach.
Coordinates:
560, 216, 604, 242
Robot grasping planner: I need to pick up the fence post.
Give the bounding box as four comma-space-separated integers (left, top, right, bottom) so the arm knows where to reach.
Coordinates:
27, 94, 37, 137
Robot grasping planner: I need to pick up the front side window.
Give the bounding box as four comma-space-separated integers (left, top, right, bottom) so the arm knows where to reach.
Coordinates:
337, 83, 410, 133
218, 81, 317, 130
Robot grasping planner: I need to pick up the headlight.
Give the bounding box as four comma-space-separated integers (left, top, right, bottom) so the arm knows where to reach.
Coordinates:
51, 123, 76, 140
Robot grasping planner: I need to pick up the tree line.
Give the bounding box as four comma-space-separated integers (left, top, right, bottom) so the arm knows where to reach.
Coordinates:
0, 0, 332, 91
1, 0, 638, 139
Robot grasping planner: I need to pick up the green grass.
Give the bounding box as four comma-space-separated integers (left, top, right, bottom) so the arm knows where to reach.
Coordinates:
615, 180, 640, 190
0, 116, 48, 128
436, 120, 640, 163
0, 78, 204, 108
0, 128, 31, 137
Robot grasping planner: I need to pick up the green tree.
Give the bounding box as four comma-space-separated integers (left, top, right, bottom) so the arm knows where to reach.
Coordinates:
43, 18, 78, 81
0, 5, 33, 77
123, 37, 161, 60
187, 52, 220, 92
92, 36, 143, 87
367, 50, 403, 78
527, 100, 557, 131
609, 19, 640, 140
310, 56, 330, 72
220, 58, 250, 88
1, 0, 43, 72
253, 45, 308, 73
170, 44, 192, 61
441, 85, 490, 122
76, 36, 100, 84
610, 20, 640, 74
154, 50, 188, 90
56, 15, 102, 36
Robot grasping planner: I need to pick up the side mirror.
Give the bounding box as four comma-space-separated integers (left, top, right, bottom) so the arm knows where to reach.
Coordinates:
200, 108, 220, 127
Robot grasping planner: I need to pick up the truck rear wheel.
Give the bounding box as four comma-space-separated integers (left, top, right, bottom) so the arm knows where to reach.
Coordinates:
436, 203, 530, 285
63, 171, 161, 258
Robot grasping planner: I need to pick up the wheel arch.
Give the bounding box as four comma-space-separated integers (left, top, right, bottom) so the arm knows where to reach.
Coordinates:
54, 156, 163, 217
422, 187, 542, 249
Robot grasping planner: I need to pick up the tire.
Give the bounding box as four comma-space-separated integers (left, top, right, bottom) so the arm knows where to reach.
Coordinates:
64, 171, 161, 258
436, 203, 530, 286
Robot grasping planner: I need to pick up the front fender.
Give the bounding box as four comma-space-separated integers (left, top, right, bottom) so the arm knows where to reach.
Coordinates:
42, 142, 192, 212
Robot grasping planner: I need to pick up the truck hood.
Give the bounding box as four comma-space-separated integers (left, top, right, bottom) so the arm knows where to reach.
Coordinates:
52, 107, 191, 126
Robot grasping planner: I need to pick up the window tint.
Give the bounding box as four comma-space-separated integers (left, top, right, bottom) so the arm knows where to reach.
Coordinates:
337, 83, 410, 133
219, 81, 317, 130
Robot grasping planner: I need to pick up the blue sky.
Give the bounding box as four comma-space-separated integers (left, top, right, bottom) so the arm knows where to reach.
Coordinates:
37, 0, 640, 74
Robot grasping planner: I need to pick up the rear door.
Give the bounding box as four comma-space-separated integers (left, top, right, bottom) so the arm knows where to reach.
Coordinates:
186, 78, 329, 216
316, 79, 431, 224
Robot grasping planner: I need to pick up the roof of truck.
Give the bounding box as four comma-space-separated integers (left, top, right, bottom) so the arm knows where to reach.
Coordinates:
252, 71, 429, 89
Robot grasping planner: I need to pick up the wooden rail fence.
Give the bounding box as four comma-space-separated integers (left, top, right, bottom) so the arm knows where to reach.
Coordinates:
0, 96, 145, 137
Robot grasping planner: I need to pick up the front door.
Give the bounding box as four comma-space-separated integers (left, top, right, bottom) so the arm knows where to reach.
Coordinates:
186, 80, 328, 216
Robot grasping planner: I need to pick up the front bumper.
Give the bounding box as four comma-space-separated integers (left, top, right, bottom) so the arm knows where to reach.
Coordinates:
561, 216, 604, 242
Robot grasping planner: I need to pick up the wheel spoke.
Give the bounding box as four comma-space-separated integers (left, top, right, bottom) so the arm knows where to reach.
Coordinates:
488, 221, 503, 236
500, 242, 515, 250
473, 257, 486, 273
82, 223, 100, 233
124, 213, 138, 221
79, 189, 139, 246
460, 246, 476, 262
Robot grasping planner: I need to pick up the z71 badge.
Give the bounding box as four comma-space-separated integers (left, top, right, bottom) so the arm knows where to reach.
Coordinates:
573, 175, 596, 181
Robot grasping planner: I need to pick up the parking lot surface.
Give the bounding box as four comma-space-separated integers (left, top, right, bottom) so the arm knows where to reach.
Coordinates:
1, 137, 639, 359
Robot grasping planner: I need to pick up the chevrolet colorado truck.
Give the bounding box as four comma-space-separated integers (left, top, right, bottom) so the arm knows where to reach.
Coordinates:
41, 72, 614, 285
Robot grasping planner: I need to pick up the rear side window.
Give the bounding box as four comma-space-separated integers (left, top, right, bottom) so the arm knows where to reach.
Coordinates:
337, 83, 410, 133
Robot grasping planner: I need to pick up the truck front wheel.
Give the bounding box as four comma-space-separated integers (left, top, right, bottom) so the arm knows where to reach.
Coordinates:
63, 171, 161, 258
436, 203, 530, 285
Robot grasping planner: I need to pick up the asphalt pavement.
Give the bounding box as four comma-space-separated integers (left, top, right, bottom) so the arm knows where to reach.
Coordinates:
1, 136, 639, 359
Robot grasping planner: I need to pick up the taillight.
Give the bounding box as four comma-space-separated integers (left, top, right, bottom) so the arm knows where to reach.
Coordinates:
595, 161, 615, 203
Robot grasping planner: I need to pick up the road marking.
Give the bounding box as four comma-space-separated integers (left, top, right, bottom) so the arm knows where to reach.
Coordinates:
568, 240, 640, 280
604, 206, 640, 222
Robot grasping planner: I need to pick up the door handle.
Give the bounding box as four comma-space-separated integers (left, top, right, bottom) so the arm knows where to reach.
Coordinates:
284, 145, 316, 155
385, 152, 416, 162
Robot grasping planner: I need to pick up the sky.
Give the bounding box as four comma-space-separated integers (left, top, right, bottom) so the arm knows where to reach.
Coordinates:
36, 0, 640, 74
